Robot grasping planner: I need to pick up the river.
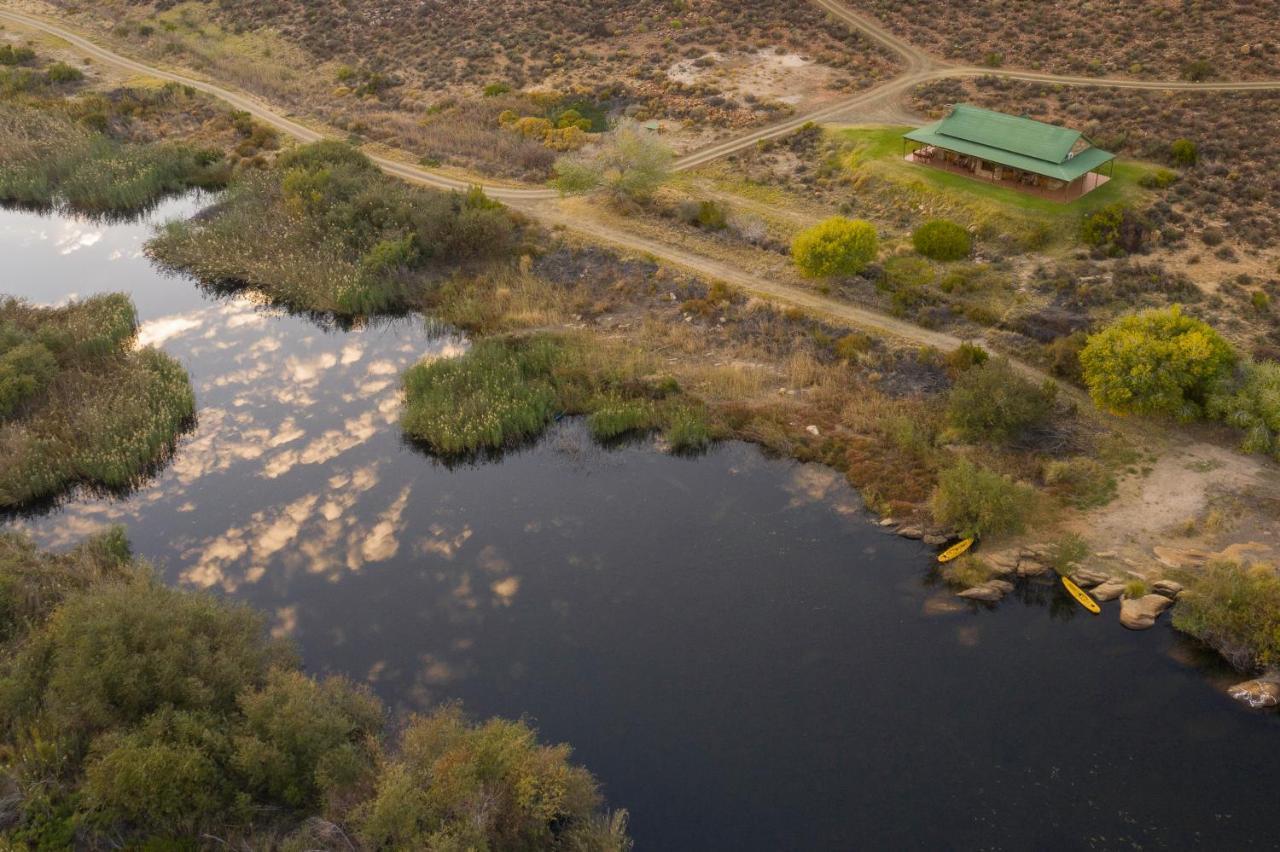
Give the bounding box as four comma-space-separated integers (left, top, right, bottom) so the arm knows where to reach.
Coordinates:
4, 197, 1280, 850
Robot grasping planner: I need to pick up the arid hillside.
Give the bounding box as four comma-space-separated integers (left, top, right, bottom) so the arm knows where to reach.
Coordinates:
35, 0, 897, 178
859, 0, 1279, 80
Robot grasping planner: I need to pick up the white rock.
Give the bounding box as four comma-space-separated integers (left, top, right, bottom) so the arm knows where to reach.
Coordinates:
1119, 594, 1173, 630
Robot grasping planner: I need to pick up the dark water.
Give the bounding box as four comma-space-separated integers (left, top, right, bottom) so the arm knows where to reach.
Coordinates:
5, 199, 1280, 851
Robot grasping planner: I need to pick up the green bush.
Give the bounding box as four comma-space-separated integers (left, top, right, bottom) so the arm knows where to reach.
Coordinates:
1080, 203, 1148, 254
588, 398, 660, 441
791, 217, 878, 278
912, 219, 972, 261
0, 44, 36, 66
945, 358, 1057, 442
1080, 306, 1236, 418
45, 61, 84, 84
1208, 360, 1280, 460
1173, 561, 1280, 670
1169, 138, 1198, 167
940, 554, 996, 588
946, 342, 989, 374
553, 121, 673, 202
930, 458, 1036, 539
880, 255, 935, 313
1139, 168, 1178, 189
0, 532, 630, 848
148, 142, 515, 316
0, 340, 57, 417
1181, 60, 1214, 82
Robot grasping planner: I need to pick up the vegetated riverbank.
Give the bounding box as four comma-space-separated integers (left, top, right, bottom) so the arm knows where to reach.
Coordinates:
0, 294, 194, 509
147, 142, 520, 318
0, 42, 289, 215
0, 528, 632, 849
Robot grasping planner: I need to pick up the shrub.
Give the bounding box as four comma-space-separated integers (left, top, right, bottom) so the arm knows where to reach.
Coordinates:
1139, 168, 1178, 189
0, 532, 629, 847
1169, 138, 1198, 167
946, 342, 989, 374
912, 219, 972, 261
1207, 360, 1280, 460
792, 217, 878, 278
483, 81, 512, 97
1181, 59, 1214, 82
1172, 561, 1280, 670
880, 255, 935, 313
834, 332, 873, 360
0, 341, 58, 417
1043, 457, 1117, 508
945, 358, 1057, 443
1046, 533, 1090, 574
1080, 306, 1236, 418
45, 61, 84, 84
940, 554, 996, 588
930, 458, 1036, 539
0, 44, 35, 66
1080, 203, 1148, 254
353, 704, 629, 850
553, 121, 672, 202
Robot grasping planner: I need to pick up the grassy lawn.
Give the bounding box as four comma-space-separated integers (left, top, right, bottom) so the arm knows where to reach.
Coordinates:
831, 125, 1163, 247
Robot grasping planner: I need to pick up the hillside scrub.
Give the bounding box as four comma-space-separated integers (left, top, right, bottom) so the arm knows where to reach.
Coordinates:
401, 333, 712, 456
0, 529, 630, 849
1172, 561, 1280, 672
1208, 360, 1280, 461
148, 141, 518, 317
0, 295, 195, 508
792, 217, 878, 278
1080, 306, 1235, 420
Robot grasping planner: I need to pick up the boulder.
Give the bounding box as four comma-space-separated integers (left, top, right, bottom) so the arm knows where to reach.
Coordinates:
1119, 594, 1174, 630
1153, 546, 1209, 570
1091, 579, 1127, 602
957, 579, 1014, 602
1071, 568, 1109, 588
923, 534, 948, 546
897, 525, 925, 540
986, 550, 1020, 570
1017, 558, 1049, 578
1228, 679, 1280, 709
1152, 579, 1184, 599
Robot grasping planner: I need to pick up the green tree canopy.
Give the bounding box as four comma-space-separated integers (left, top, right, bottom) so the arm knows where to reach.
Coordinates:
1080, 306, 1235, 419
791, 217, 878, 278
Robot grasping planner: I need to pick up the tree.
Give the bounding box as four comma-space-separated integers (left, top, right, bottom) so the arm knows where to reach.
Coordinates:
1080, 305, 1236, 418
553, 121, 672, 203
912, 219, 972, 260
1207, 360, 1280, 460
791, 217, 878, 277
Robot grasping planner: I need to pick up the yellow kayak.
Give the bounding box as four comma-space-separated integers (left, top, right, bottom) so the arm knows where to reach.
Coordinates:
937, 538, 975, 563
1061, 575, 1101, 614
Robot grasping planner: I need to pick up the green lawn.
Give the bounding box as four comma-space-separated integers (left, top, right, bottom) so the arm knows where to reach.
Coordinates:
830, 125, 1163, 247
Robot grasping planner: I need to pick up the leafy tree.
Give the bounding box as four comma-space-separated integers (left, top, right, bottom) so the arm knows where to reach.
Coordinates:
1080, 306, 1236, 418
930, 458, 1036, 539
912, 219, 972, 261
1080, 203, 1148, 254
791, 217, 878, 278
553, 121, 673, 202
945, 358, 1057, 442
1208, 359, 1280, 460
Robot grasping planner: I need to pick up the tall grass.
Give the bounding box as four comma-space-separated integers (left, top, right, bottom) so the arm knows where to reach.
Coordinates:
0, 296, 195, 508
401, 333, 714, 457
0, 100, 227, 213
148, 142, 517, 318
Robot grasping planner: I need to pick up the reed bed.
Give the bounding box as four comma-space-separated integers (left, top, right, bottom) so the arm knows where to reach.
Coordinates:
0, 295, 195, 508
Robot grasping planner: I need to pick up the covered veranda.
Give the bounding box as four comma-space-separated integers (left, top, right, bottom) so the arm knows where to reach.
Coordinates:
904, 141, 1115, 202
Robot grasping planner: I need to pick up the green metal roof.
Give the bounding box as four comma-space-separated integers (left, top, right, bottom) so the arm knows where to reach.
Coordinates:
904, 104, 1115, 182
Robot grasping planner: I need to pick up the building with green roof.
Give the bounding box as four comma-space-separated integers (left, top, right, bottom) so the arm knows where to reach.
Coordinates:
904, 104, 1115, 200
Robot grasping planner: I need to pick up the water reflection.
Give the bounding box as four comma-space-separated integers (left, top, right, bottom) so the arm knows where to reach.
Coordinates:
8, 199, 1280, 851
